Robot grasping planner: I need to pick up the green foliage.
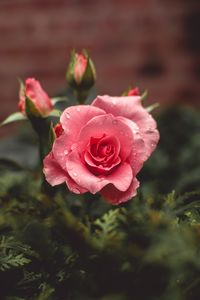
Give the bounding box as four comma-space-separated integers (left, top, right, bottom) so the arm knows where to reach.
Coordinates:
0, 236, 36, 271
93, 208, 126, 248
0, 106, 199, 299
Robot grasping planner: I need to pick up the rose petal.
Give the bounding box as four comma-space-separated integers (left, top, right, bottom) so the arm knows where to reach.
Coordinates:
66, 150, 109, 194
92, 95, 141, 119
87, 134, 120, 167
106, 162, 133, 191
52, 133, 72, 171
65, 176, 88, 194
43, 151, 87, 194
77, 114, 134, 161
43, 152, 67, 186
84, 151, 121, 175
117, 116, 146, 174
92, 95, 159, 158
66, 149, 133, 194
100, 177, 140, 205
60, 105, 106, 142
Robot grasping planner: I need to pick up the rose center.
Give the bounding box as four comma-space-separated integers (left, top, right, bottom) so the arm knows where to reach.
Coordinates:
84, 134, 121, 175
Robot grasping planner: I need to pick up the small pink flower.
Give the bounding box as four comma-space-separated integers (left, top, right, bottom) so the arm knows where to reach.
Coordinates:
128, 87, 140, 96
54, 123, 64, 138
18, 78, 53, 116
43, 95, 159, 205
74, 54, 87, 84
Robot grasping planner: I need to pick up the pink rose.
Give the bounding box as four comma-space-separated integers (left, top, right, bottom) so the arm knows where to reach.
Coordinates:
18, 78, 53, 116
43, 95, 159, 205
74, 54, 87, 84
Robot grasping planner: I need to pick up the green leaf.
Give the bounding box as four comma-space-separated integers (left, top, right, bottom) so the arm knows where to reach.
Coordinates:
93, 208, 125, 247
145, 102, 159, 113
0, 112, 26, 127
141, 89, 148, 101
48, 109, 61, 118
51, 97, 69, 105
25, 96, 42, 118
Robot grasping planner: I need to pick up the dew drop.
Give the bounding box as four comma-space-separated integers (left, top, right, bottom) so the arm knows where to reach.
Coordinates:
73, 172, 77, 177
112, 120, 118, 125
76, 107, 81, 112
112, 99, 116, 105
64, 150, 68, 155
66, 112, 70, 119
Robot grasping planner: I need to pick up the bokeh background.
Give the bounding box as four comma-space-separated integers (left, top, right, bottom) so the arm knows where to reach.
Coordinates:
0, 0, 199, 128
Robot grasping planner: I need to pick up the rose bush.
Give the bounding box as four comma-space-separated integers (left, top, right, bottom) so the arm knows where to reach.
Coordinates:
18, 78, 53, 117
43, 95, 159, 204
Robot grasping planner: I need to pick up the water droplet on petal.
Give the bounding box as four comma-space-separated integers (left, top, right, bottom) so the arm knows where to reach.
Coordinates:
112, 120, 118, 125
76, 107, 81, 112
112, 99, 116, 105
73, 172, 77, 177
66, 112, 70, 119
64, 150, 68, 155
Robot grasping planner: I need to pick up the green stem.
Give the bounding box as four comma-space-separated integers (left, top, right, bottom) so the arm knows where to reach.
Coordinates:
75, 89, 89, 104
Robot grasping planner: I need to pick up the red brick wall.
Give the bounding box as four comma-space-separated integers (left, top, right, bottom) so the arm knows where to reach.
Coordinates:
0, 0, 199, 124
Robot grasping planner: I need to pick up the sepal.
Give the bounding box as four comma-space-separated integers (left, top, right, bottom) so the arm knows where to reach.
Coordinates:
0, 112, 26, 127
145, 102, 159, 113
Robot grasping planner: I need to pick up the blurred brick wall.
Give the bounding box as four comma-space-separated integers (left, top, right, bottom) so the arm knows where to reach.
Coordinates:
0, 0, 199, 124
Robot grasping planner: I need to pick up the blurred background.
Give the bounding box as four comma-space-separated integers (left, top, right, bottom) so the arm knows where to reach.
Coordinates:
0, 0, 199, 131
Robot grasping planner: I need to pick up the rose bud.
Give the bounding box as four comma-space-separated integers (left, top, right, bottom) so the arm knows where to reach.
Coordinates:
54, 123, 64, 138
128, 87, 140, 96
18, 78, 53, 117
66, 50, 96, 90
43, 95, 159, 205
122, 86, 140, 96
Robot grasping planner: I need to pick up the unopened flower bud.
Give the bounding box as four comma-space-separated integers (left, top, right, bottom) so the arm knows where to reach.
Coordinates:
18, 78, 53, 117
128, 87, 140, 96
54, 123, 63, 138
66, 50, 96, 90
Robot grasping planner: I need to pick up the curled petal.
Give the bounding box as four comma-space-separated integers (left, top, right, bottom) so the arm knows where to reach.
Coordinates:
66, 150, 109, 194
84, 151, 121, 175
60, 105, 105, 143
92, 95, 159, 158
66, 149, 133, 194
100, 177, 140, 205
43, 152, 67, 186
77, 114, 134, 161
65, 176, 88, 194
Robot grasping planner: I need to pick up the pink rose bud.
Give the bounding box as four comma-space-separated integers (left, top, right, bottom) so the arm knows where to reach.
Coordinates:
128, 87, 140, 96
74, 54, 87, 84
54, 123, 64, 138
66, 50, 96, 90
43, 95, 159, 205
18, 78, 53, 117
